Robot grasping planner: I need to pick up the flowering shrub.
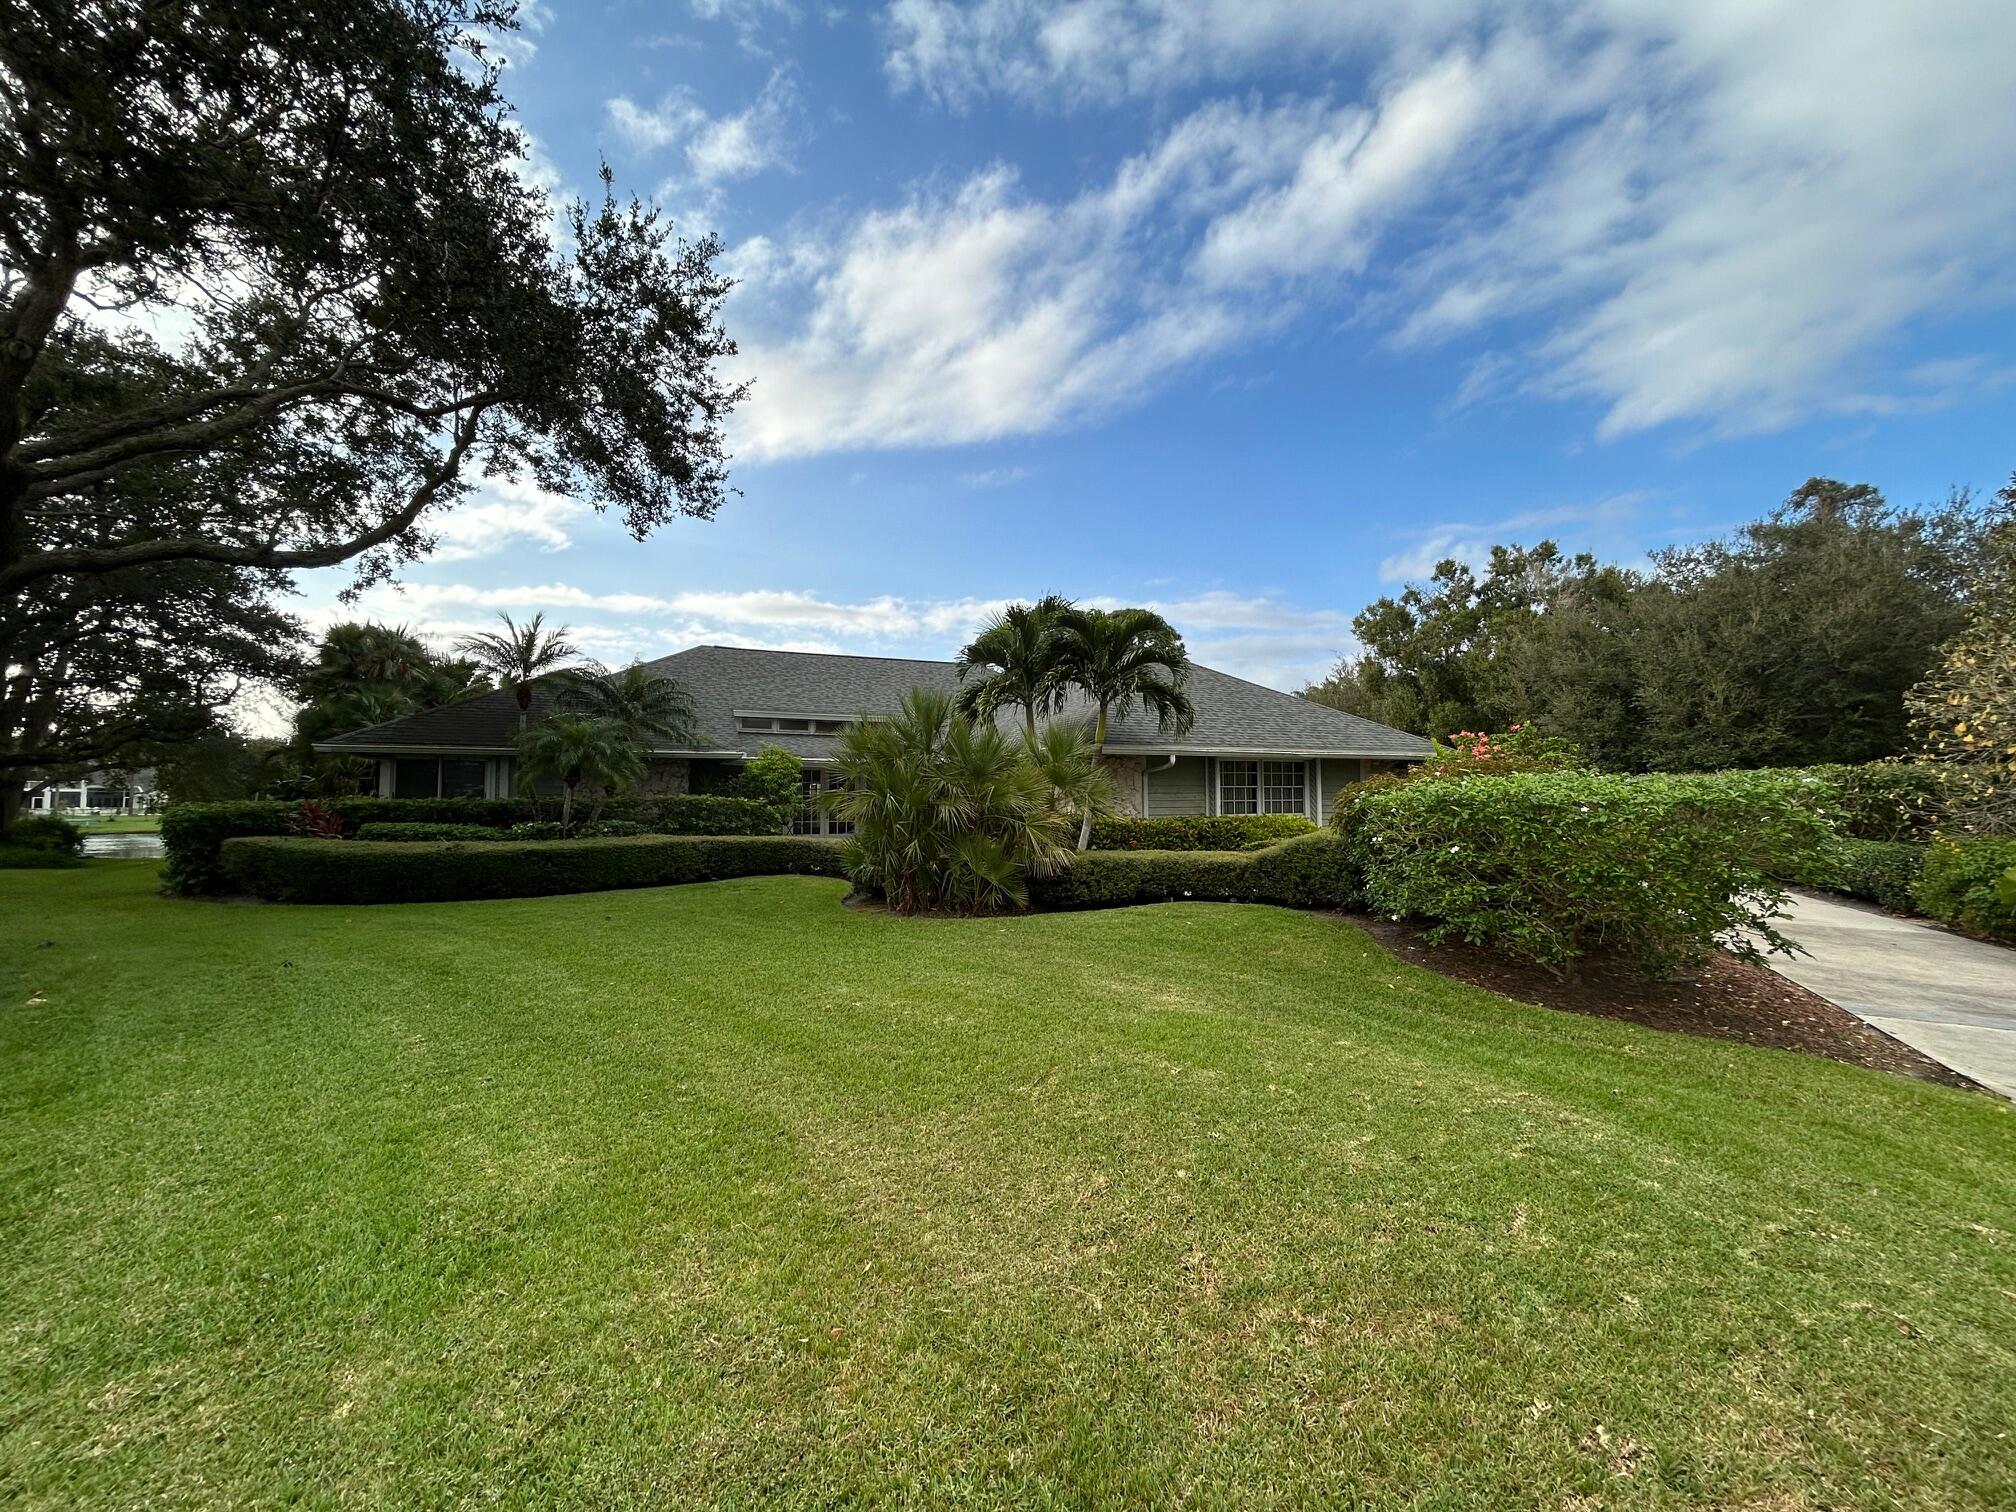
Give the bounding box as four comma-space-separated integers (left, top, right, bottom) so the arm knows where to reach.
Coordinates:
1349, 769, 1830, 977
1436, 725, 1586, 776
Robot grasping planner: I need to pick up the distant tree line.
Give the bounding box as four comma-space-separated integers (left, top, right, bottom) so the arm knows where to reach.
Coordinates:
1304, 476, 2013, 772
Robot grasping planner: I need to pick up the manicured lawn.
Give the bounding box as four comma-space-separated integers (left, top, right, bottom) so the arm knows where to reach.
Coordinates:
53, 815, 160, 833
3, 864, 2013, 1508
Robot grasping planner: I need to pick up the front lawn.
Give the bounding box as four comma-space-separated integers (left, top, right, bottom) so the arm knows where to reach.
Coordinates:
3, 864, 2013, 1507
53, 815, 161, 834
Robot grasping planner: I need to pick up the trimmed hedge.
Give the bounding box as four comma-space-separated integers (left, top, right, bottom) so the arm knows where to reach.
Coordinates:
163, 794, 785, 893
1032, 833, 1361, 910
220, 834, 848, 904
1350, 769, 1830, 976
1917, 838, 2016, 942
1087, 813, 1317, 851
354, 822, 502, 843
1782, 837, 1927, 914
10, 814, 85, 856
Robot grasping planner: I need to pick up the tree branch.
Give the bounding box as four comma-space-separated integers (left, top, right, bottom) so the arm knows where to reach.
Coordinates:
0, 406, 487, 592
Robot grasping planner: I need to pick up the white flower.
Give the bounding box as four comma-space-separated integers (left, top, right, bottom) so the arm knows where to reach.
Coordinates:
1449, 844, 1460, 853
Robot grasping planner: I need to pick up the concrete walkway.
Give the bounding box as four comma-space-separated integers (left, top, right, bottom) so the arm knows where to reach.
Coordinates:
1770, 889, 2016, 1099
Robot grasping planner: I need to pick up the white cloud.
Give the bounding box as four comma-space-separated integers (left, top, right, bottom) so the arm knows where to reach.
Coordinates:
428, 479, 592, 562
960, 465, 1029, 488
1374, 495, 1652, 583
607, 68, 799, 186
852, 1, 2016, 446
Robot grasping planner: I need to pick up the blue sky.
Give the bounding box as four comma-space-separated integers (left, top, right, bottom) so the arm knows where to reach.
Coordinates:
283, 0, 2016, 719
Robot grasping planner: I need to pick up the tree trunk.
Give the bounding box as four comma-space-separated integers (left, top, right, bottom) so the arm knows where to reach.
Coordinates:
561, 776, 576, 831
1076, 701, 1109, 851
0, 778, 22, 841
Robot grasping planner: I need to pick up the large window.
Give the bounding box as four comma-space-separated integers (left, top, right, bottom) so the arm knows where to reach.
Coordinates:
1219, 759, 1306, 816
739, 714, 853, 736
393, 758, 488, 799
790, 768, 854, 836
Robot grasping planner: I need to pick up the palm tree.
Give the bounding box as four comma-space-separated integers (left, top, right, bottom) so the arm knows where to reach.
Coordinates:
1050, 606, 1197, 749
455, 612, 581, 732
515, 714, 646, 832
823, 688, 1080, 915
1025, 719, 1122, 856
557, 662, 699, 747
955, 594, 1073, 737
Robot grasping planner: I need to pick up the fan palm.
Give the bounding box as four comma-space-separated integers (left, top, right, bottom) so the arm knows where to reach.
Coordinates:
515, 714, 646, 831
558, 662, 699, 747
1050, 606, 1197, 749
455, 612, 581, 732
954, 594, 1073, 737
1025, 718, 1122, 854
824, 688, 1082, 915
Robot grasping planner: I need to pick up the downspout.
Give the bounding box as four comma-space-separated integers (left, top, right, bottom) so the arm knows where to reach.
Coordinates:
1142, 753, 1177, 817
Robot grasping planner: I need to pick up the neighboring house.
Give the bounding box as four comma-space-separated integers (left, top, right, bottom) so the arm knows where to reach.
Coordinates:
311, 645, 1432, 833
22, 768, 160, 816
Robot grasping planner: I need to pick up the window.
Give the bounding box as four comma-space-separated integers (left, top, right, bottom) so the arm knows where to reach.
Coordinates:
441, 760, 487, 798
790, 768, 854, 836
394, 758, 488, 799
1219, 759, 1305, 816
738, 713, 856, 735
1220, 760, 1258, 815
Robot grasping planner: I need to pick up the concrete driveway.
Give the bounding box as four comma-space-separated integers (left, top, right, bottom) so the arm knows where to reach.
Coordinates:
1769, 889, 2016, 1099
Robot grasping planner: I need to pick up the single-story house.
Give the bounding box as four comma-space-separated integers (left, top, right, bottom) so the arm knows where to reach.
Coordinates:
22, 768, 160, 816
312, 644, 1433, 833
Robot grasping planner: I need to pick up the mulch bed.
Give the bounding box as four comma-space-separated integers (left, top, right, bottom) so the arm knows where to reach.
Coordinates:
1355, 916, 1983, 1091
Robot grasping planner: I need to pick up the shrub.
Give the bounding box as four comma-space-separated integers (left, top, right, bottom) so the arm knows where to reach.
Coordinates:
0, 840, 84, 869
220, 833, 847, 904
1917, 837, 2016, 942
506, 821, 567, 840
1351, 769, 1830, 977
577, 819, 646, 837
721, 745, 803, 819
162, 794, 784, 892
354, 822, 504, 843
9, 814, 84, 855
1087, 813, 1315, 851
1777, 763, 1947, 843
1781, 837, 1926, 914
1436, 727, 1587, 775
1032, 834, 1361, 911
600, 793, 782, 836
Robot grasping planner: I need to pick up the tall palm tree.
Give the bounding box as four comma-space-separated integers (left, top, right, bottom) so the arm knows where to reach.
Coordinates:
455, 612, 581, 733
299, 623, 438, 705
557, 662, 699, 747
1050, 606, 1197, 748
955, 594, 1073, 737
515, 714, 646, 831
1025, 719, 1121, 856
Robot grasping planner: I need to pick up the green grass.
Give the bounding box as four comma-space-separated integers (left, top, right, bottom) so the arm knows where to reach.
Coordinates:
53, 815, 160, 833
3, 864, 2013, 1508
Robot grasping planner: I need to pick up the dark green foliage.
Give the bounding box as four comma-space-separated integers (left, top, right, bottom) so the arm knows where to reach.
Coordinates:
1087, 813, 1316, 851
1782, 838, 1928, 914
354, 823, 504, 843
1791, 763, 1949, 842
577, 820, 647, 838
1351, 770, 1831, 976
0, 841, 83, 869
1306, 480, 1999, 771
600, 794, 779, 835
721, 746, 804, 818
10, 814, 84, 856
163, 794, 782, 892
1032, 834, 1361, 910
506, 822, 567, 841
1917, 838, 2016, 941
220, 834, 846, 904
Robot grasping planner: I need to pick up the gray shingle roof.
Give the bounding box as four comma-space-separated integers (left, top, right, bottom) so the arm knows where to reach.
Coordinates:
316, 645, 1432, 761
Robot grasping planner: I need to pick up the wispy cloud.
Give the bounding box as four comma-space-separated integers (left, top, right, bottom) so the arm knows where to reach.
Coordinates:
607, 67, 799, 186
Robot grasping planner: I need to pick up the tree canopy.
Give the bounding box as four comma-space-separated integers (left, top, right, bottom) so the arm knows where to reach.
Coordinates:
1306, 478, 2003, 771
1, 0, 743, 831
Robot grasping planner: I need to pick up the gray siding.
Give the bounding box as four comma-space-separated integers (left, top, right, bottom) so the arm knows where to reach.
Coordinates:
1318, 758, 1363, 824
1144, 755, 1209, 817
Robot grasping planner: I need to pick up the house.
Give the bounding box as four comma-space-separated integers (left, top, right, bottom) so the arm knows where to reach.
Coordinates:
22, 768, 160, 816
311, 645, 1433, 833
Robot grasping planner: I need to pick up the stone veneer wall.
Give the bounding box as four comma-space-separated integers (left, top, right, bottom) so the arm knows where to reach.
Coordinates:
1099, 755, 1146, 817
638, 758, 692, 795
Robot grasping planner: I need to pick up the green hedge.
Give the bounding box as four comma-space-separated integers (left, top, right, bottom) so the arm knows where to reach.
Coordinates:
354, 822, 503, 843
220, 834, 847, 904
1032, 834, 1361, 910
1086, 813, 1317, 851
0, 840, 84, 869
1350, 769, 1830, 976
10, 814, 85, 856
163, 795, 785, 893
1782, 837, 1927, 914
1917, 838, 2016, 942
